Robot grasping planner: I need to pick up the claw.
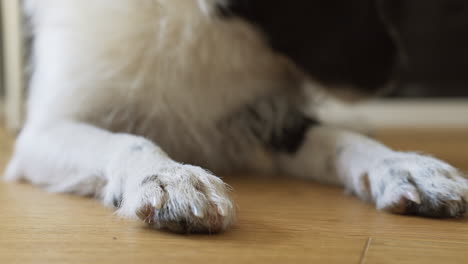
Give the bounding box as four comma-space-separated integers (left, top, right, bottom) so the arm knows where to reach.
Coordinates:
136, 204, 155, 224
192, 206, 204, 218
404, 190, 421, 204
151, 196, 163, 210
217, 203, 232, 217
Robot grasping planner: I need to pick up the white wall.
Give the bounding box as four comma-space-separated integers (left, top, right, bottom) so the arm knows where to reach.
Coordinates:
321, 99, 468, 130
1, 0, 24, 131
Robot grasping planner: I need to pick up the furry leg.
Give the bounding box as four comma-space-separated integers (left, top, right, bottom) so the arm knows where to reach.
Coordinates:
278, 126, 468, 217
5, 121, 235, 233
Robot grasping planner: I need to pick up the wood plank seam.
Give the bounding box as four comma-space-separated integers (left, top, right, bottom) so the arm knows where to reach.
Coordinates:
359, 237, 373, 264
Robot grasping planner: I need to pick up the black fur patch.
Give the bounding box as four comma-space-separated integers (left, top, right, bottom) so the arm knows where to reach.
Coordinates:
218, 0, 396, 93
240, 97, 318, 154
268, 112, 316, 154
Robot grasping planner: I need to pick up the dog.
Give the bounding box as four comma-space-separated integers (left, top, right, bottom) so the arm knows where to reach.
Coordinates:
4, 0, 467, 233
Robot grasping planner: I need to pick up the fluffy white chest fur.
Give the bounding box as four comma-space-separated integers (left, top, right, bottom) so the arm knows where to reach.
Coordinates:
5, 0, 467, 233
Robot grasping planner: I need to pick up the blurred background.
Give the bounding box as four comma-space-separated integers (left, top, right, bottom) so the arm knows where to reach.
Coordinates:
0, 0, 467, 131
383, 0, 468, 98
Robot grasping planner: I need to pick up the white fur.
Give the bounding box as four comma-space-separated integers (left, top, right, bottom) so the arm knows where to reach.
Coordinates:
279, 127, 468, 216
4, 0, 467, 233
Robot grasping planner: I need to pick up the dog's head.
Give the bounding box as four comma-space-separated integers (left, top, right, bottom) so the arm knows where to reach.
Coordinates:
218, 0, 398, 98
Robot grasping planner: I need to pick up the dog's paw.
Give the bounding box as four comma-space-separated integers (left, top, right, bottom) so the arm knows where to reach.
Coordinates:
116, 164, 235, 233
367, 153, 468, 218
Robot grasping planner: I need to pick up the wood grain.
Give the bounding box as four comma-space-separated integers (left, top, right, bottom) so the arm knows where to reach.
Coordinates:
1, 127, 468, 264
362, 239, 468, 264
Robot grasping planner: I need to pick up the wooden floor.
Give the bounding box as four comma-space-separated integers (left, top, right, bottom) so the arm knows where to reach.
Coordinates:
1, 126, 468, 263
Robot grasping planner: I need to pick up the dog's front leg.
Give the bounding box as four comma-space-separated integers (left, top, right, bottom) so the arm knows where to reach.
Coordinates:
278, 126, 468, 217
5, 121, 235, 233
